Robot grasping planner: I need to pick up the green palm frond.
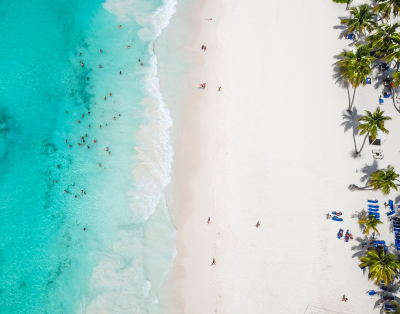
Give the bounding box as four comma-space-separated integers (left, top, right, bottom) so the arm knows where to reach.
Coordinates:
336, 44, 375, 89
374, 0, 400, 21
341, 4, 377, 37
357, 107, 391, 139
367, 23, 400, 58
358, 215, 383, 235
359, 249, 400, 285
369, 165, 399, 195
393, 71, 400, 87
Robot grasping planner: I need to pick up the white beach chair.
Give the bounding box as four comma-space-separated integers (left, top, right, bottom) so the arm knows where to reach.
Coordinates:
373, 154, 384, 160
372, 149, 382, 154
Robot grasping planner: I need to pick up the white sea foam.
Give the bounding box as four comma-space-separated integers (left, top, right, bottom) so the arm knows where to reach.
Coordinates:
81, 0, 177, 313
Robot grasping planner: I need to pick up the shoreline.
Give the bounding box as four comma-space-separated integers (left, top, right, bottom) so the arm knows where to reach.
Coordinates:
155, 0, 222, 311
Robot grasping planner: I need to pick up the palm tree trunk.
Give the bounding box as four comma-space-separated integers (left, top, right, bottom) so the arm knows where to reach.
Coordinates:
349, 87, 357, 111
357, 132, 369, 154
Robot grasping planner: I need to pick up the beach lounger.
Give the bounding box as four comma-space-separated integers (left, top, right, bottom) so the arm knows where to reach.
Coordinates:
337, 229, 343, 239
372, 149, 382, 154
387, 209, 396, 216
368, 199, 379, 204
347, 33, 355, 39
367, 290, 376, 296
385, 304, 394, 309
332, 216, 343, 222
366, 77, 371, 84
384, 94, 391, 98
368, 208, 379, 212
368, 205, 379, 208
373, 154, 384, 159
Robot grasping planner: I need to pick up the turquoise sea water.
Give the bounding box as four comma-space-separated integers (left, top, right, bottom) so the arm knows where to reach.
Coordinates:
0, 0, 176, 313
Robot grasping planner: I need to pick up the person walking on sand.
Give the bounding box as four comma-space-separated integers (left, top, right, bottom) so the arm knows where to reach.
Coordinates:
207, 217, 210, 224
204, 46, 206, 51
201, 45, 204, 50
211, 259, 216, 266
256, 221, 260, 228
218, 87, 221, 91
205, 18, 212, 21
342, 295, 348, 302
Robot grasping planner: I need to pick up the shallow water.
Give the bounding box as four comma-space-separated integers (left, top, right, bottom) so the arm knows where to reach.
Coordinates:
0, 0, 176, 312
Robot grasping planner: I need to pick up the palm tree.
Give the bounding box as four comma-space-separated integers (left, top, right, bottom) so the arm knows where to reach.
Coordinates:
392, 71, 400, 87
369, 165, 400, 195
382, 42, 400, 70
336, 44, 375, 111
359, 249, 400, 285
356, 107, 391, 154
373, 0, 400, 21
332, 0, 353, 10
367, 23, 400, 58
341, 4, 377, 38
388, 300, 400, 314
358, 214, 383, 235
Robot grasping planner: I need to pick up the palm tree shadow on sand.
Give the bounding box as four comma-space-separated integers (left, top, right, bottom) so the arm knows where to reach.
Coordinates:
360, 160, 379, 186
352, 208, 367, 233
333, 63, 355, 112
351, 235, 372, 259
341, 107, 362, 156
333, 18, 360, 47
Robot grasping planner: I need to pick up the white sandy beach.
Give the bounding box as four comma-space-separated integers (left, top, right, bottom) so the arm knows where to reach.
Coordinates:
156, 0, 400, 313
